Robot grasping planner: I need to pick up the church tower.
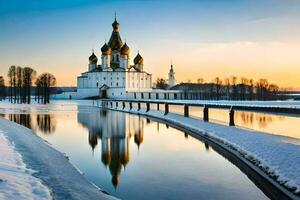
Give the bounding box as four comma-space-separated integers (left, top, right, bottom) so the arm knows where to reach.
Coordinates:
88, 50, 98, 71
108, 14, 123, 68
101, 43, 111, 70
120, 42, 130, 69
168, 64, 175, 88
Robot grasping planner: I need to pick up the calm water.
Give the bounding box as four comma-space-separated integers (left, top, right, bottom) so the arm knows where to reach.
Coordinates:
4, 101, 299, 199
168, 105, 300, 139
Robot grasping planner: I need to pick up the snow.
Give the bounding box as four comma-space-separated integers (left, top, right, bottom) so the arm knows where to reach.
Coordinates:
0, 117, 116, 200
108, 104, 300, 197
0, 129, 52, 200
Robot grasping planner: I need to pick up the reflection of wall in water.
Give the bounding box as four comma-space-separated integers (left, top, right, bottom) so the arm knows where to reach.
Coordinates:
77, 109, 145, 187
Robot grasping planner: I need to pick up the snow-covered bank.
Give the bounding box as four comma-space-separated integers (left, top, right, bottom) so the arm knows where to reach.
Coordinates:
0, 129, 51, 199
0, 118, 116, 200
108, 106, 300, 199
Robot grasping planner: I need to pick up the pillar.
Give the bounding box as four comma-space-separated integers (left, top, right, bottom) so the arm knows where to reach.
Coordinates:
229, 107, 235, 126
184, 104, 189, 117
203, 106, 209, 122
164, 103, 169, 115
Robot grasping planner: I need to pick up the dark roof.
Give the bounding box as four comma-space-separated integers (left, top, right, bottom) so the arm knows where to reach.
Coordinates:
134, 53, 143, 65
108, 18, 123, 51
120, 42, 130, 55
88, 52, 98, 64
101, 43, 111, 55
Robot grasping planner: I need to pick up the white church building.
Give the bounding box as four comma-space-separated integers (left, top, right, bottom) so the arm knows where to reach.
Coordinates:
76, 16, 152, 99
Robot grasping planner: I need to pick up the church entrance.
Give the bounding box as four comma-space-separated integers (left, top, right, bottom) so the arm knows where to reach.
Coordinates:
99, 84, 109, 99
101, 90, 107, 98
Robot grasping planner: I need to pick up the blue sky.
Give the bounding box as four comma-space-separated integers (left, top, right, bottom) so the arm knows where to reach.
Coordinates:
1, 0, 300, 87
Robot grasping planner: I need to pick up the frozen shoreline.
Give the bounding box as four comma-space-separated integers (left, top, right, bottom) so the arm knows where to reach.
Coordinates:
105, 105, 300, 199
0, 128, 51, 200
0, 117, 116, 200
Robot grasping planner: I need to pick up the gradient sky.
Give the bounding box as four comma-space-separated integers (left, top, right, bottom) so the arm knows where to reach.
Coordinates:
1, 0, 300, 88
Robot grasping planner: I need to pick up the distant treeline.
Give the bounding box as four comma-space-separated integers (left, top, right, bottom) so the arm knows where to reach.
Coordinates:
0, 66, 56, 104
157, 76, 281, 100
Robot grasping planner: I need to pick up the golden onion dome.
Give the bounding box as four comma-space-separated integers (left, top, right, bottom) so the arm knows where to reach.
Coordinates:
101, 43, 111, 55
89, 51, 98, 64
134, 53, 143, 65
120, 42, 130, 55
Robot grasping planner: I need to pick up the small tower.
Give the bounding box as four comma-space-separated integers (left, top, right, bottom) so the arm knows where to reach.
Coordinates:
88, 50, 98, 71
133, 52, 144, 72
120, 42, 130, 69
101, 43, 111, 69
168, 64, 175, 88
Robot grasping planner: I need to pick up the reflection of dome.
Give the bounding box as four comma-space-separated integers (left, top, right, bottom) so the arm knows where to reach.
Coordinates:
112, 175, 120, 188
121, 139, 130, 166
109, 158, 122, 188
134, 53, 143, 65
102, 152, 111, 166
88, 133, 98, 151
89, 51, 98, 64
120, 43, 130, 56
134, 132, 144, 148
101, 43, 111, 55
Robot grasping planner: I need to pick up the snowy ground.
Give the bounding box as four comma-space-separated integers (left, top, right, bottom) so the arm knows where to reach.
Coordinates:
0, 117, 116, 200
108, 105, 300, 198
0, 129, 51, 199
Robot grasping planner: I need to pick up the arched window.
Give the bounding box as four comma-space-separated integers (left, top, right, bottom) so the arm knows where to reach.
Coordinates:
96, 82, 99, 87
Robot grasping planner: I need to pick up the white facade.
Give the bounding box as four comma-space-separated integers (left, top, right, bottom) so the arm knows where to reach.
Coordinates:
168, 64, 175, 88
76, 16, 152, 99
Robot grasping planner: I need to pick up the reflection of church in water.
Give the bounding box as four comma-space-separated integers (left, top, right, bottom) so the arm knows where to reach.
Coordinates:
77, 109, 145, 187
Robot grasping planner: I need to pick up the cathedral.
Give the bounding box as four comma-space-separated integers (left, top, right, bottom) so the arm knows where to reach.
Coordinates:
77, 16, 152, 99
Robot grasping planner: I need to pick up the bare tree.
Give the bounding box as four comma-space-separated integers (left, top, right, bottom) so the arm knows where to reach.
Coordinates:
214, 77, 222, 100
230, 76, 237, 100
36, 73, 56, 104
7, 66, 17, 103
256, 79, 269, 100
0, 76, 5, 100
22, 67, 36, 104
224, 77, 230, 100
16, 66, 23, 103
239, 77, 248, 100
197, 78, 204, 84
156, 78, 168, 90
